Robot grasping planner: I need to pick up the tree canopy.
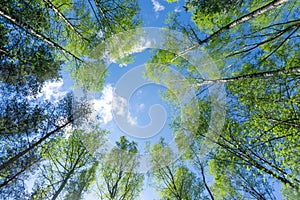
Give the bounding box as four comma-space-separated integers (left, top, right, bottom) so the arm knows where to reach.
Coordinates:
0, 0, 299, 199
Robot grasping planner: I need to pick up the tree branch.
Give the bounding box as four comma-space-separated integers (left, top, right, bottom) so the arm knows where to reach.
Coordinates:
42, 0, 90, 42
171, 0, 288, 61
0, 9, 84, 63
195, 65, 300, 86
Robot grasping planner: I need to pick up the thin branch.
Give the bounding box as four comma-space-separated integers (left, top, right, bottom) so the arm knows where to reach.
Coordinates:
42, 0, 90, 42
227, 24, 295, 57
171, 0, 288, 61
0, 9, 84, 63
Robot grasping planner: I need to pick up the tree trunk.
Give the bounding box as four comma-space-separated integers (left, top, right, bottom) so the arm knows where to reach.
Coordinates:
218, 135, 299, 189
0, 9, 83, 63
173, 0, 289, 60
0, 119, 74, 170
195, 65, 300, 86
51, 167, 75, 200
93, 0, 113, 31
0, 157, 41, 188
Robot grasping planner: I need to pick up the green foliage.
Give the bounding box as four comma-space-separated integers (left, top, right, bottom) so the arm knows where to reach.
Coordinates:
150, 142, 207, 200
185, 0, 244, 14
224, 69, 300, 187
186, 0, 245, 34
149, 0, 300, 199
96, 136, 144, 200
209, 147, 277, 199
1, 0, 299, 199
93, 0, 141, 38
0, 1, 62, 94
64, 161, 99, 200
73, 61, 107, 92
165, 0, 178, 3
0, 0, 141, 198
282, 183, 300, 200
31, 129, 102, 199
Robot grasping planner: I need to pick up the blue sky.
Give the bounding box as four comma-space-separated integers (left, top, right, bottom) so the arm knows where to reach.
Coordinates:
33, 0, 285, 199
76, 0, 191, 164
26, 0, 186, 198
47, 0, 190, 149
88, 1, 188, 198
89, 1, 190, 199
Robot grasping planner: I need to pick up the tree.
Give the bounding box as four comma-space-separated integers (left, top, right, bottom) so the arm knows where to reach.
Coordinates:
31, 127, 104, 200
0, 92, 94, 199
171, 0, 291, 60
0, 96, 47, 192
41, 0, 91, 42
95, 136, 144, 200
209, 146, 278, 200
0, 94, 90, 170
91, 0, 141, 38
1, 0, 299, 199
0, 7, 62, 94
1, 0, 141, 67
0, 5, 83, 63
150, 140, 208, 200
64, 162, 98, 200
184, 0, 244, 14
147, 0, 299, 198
0, 0, 142, 198
226, 75, 299, 188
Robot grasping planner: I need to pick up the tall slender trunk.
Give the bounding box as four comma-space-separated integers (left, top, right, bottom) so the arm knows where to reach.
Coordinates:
195, 65, 300, 86
172, 0, 289, 60
0, 119, 74, 170
0, 9, 83, 63
51, 140, 87, 199
0, 157, 41, 188
94, 0, 108, 21
191, 147, 215, 200
217, 135, 299, 189
196, 130, 298, 189
51, 167, 75, 200
165, 166, 182, 200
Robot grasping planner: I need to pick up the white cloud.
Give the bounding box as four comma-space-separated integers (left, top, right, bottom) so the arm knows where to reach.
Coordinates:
92, 84, 137, 126
119, 63, 128, 67
42, 80, 66, 100
151, 0, 165, 12
92, 84, 113, 124
112, 93, 137, 126
108, 37, 152, 64
28, 79, 66, 102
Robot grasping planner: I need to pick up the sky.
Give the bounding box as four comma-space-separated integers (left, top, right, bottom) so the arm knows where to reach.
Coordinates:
40, 0, 190, 143
89, 1, 188, 198
34, 1, 189, 199
33, 0, 285, 199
